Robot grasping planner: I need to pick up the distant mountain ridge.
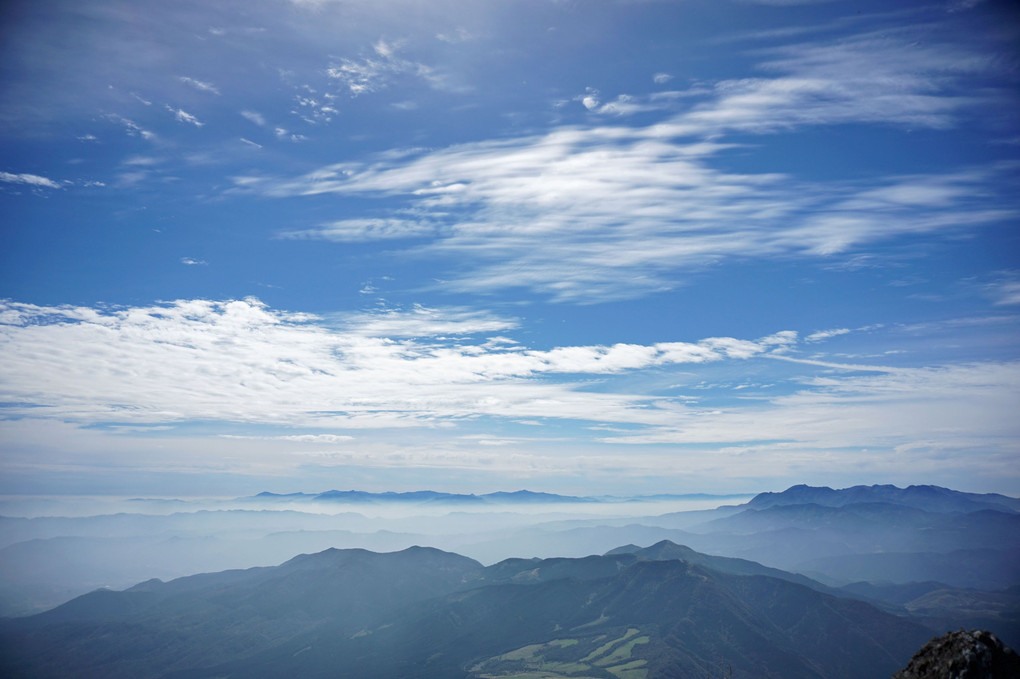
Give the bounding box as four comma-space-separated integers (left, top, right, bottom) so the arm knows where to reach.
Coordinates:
249, 489, 739, 504
246, 483, 1020, 512
746, 484, 1020, 514
252, 489, 599, 504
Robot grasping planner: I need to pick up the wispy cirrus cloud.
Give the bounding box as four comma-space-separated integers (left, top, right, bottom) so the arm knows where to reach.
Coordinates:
246, 26, 1017, 303
240, 110, 266, 126
985, 276, 1020, 306
167, 106, 204, 127
805, 328, 851, 342
576, 88, 662, 117
259, 131, 1015, 301
177, 76, 220, 95
105, 114, 157, 140
283, 218, 435, 241
334, 305, 517, 338
327, 39, 457, 96
0, 171, 61, 189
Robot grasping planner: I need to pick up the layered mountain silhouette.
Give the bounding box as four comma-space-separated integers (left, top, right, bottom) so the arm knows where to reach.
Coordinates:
1, 482, 1016, 672
0, 541, 932, 679
2, 484, 1017, 620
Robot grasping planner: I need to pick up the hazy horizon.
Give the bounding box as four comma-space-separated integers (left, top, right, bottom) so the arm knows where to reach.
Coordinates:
0, 488, 756, 519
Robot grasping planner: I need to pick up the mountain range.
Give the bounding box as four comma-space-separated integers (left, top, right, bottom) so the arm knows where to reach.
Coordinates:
0, 541, 933, 679
1, 482, 1017, 669
744, 484, 1020, 514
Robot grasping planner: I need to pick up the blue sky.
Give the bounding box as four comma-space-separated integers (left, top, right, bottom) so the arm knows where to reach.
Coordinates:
1, 0, 1018, 497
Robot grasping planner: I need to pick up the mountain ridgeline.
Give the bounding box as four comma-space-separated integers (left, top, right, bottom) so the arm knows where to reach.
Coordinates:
252, 489, 602, 505
0, 483, 1017, 678
1, 541, 933, 679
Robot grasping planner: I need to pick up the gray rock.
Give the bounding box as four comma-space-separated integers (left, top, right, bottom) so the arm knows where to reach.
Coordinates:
893, 629, 1020, 679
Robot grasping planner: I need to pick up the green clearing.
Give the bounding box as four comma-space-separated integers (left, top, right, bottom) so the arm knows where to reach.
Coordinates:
472, 628, 650, 679
476, 673, 601, 679
606, 659, 649, 679
579, 628, 639, 663
498, 644, 546, 662
593, 636, 649, 667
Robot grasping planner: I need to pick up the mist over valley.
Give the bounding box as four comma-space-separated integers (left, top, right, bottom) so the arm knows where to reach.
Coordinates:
2, 483, 1018, 678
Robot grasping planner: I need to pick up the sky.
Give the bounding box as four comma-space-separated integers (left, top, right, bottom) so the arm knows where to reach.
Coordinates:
1, 0, 1019, 499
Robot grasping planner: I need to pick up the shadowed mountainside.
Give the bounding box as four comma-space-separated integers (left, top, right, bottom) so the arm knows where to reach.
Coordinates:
0, 542, 931, 679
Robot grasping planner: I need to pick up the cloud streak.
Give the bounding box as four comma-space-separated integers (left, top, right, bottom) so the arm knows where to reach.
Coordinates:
0, 172, 61, 189
178, 76, 220, 95
167, 106, 204, 127
250, 26, 1017, 302
261, 132, 1015, 301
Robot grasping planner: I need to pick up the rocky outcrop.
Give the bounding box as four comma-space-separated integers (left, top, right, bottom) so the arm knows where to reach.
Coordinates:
892, 629, 1020, 679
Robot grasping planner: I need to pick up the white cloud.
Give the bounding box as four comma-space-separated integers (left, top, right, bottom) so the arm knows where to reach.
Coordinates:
603, 361, 1020, 459
576, 88, 659, 117
326, 39, 453, 96
0, 299, 795, 430
180, 257, 208, 265
1, 299, 1015, 485
221, 433, 355, 443
946, 0, 985, 12
246, 125, 1015, 302
236, 24, 1015, 303
282, 218, 435, 241
328, 59, 389, 96
436, 27, 475, 44
672, 30, 994, 134
106, 115, 157, 140
271, 126, 306, 142
0, 171, 61, 189
335, 305, 517, 338
123, 155, 160, 166
653, 73, 673, 84
178, 76, 220, 95
240, 138, 263, 149
240, 110, 266, 126
291, 88, 338, 124
166, 106, 204, 126
988, 279, 1020, 306
806, 328, 851, 342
